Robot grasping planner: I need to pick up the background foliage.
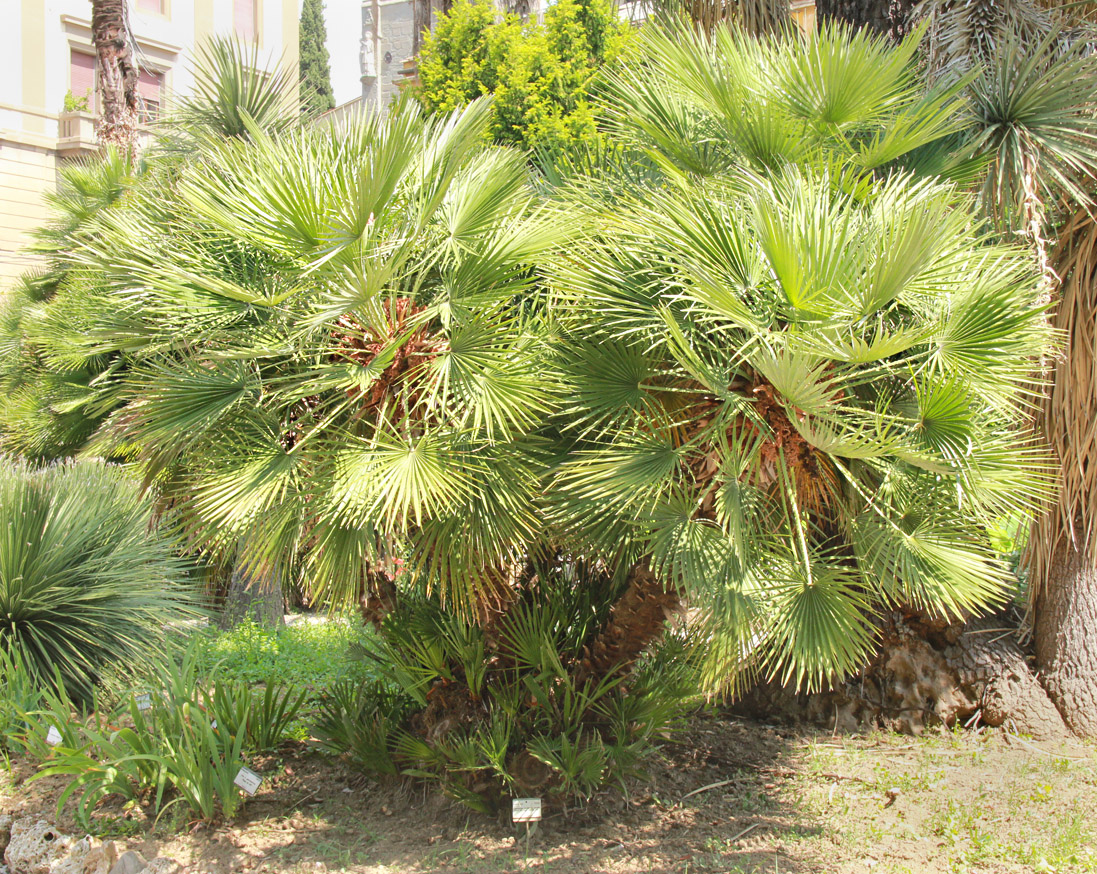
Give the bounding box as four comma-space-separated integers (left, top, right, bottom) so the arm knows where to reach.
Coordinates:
416, 0, 631, 152
299, 0, 335, 115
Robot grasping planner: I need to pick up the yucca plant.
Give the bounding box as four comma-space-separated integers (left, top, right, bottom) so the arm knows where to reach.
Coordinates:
546, 22, 1056, 694
0, 457, 199, 704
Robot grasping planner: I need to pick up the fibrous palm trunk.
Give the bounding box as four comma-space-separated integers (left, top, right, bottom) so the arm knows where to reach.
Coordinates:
1026, 209, 1097, 739
91, 0, 139, 154
575, 561, 681, 683
816, 0, 915, 41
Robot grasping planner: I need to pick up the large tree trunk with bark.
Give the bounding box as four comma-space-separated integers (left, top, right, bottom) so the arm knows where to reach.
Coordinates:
91, 0, 139, 154
1025, 211, 1097, 739
815, 0, 916, 41
1035, 547, 1097, 737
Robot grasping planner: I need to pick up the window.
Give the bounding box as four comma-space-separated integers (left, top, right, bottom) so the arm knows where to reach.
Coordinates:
138, 69, 165, 122
234, 0, 256, 41
137, 0, 165, 13
69, 50, 96, 112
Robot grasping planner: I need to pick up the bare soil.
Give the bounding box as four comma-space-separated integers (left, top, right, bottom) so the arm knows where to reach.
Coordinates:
3, 713, 1095, 874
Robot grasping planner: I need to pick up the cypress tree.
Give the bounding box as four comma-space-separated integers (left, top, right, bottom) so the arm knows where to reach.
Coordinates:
299, 0, 335, 114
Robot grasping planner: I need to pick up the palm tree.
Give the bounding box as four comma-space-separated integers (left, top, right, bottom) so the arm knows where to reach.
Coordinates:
56, 98, 560, 617
546, 23, 1055, 694
91, 0, 139, 152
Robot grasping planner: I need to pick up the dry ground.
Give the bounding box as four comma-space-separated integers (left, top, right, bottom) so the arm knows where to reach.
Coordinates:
3, 714, 1095, 874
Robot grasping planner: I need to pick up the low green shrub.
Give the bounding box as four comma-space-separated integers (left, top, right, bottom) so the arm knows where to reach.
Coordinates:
31, 643, 305, 827
196, 616, 379, 692
312, 565, 700, 813
0, 457, 200, 705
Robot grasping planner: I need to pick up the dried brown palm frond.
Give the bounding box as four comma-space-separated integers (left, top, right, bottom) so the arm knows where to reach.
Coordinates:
1026, 209, 1097, 592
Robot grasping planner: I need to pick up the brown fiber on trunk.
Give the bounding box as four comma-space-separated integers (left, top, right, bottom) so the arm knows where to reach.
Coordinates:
91, 0, 139, 154
574, 562, 681, 683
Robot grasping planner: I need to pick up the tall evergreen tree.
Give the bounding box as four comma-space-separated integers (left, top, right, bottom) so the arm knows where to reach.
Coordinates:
299, 0, 335, 115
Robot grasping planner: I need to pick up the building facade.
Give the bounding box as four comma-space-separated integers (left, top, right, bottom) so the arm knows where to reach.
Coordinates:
0, 0, 300, 287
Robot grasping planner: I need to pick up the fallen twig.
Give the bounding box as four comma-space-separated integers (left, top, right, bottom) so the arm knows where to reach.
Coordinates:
682, 779, 736, 799
729, 823, 765, 843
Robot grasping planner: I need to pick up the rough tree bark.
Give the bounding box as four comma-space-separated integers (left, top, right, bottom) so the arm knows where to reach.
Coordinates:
1035, 548, 1097, 737
734, 611, 1070, 740
91, 0, 139, 154
815, 0, 916, 41
574, 562, 681, 683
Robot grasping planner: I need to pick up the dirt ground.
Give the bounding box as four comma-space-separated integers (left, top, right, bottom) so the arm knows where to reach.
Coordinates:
3, 713, 1095, 874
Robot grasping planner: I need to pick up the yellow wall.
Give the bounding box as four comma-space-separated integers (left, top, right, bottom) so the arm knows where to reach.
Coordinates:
21, 0, 48, 131
282, 0, 300, 76
0, 141, 56, 286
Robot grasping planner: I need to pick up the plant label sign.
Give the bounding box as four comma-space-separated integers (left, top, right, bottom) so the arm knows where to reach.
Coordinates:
135, 693, 152, 711
512, 797, 542, 823
45, 725, 62, 747
234, 767, 262, 796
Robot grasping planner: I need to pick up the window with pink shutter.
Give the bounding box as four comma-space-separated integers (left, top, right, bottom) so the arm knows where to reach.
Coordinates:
234, 0, 256, 41
138, 69, 164, 122
70, 50, 96, 111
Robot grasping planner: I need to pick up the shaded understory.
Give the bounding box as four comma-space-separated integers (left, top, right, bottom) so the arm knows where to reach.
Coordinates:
3, 714, 1095, 874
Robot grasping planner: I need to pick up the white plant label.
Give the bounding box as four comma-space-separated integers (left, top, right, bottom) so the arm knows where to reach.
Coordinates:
512, 797, 542, 823
135, 693, 152, 711
210, 719, 217, 730
234, 766, 262, 796
45, 725, 63, 746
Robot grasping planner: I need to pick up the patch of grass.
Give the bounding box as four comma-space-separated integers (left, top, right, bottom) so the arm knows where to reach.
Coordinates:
195, 616, 380, 694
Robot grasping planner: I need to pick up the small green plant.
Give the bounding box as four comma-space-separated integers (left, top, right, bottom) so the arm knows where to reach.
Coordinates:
63, 89, 91, 112
0, 648, 44, 752
34, 643, 301, 827
204, 678, 308, 753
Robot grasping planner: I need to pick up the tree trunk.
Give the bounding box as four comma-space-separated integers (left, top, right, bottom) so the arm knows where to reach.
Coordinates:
815, 0, 916, 41
217, 558, 284, 629
91, 0, 139, 154
1035, 546, 1097, 737
1025, 211, 1097, 739
574, 561, 681, 683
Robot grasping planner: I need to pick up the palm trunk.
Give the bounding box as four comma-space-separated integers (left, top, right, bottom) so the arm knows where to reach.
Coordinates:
217, 557, 284, 629
575, 561, 680, 683
815, 0, 915, 41
1034, 545, 1097, 737
1023, 210, 1097, 739
91, 0, 139, 154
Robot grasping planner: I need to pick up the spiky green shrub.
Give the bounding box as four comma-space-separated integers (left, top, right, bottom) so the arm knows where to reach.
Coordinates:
313, 562, 700, 813
0, 457, 198, 704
